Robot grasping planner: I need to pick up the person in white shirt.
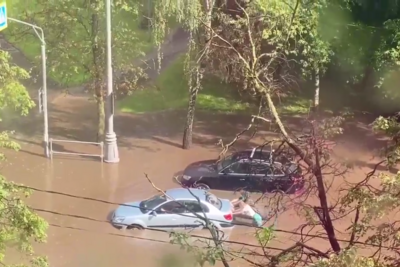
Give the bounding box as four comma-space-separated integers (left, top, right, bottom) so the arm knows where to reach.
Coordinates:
231, 192, 263, 227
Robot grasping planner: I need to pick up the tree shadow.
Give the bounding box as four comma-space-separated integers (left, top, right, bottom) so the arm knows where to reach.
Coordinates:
113, 109, 268, 150
335, 116, 389, 153
47, 100, 158, 152
152, 136, 181, 149
347, 159, 398, 173
19, 149, 46, 158
49, 142, 103, 162
51, 154, 102, 162
4, 85, 389, 173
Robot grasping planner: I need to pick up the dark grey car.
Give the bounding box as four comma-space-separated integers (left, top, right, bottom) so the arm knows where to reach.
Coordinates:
179, 148, 303, 194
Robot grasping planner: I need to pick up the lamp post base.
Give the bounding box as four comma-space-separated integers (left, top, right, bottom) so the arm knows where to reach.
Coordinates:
104, 132, 120, 163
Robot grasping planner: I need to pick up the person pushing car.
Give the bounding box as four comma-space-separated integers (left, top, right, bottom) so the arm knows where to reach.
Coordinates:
230, 191, 263, 227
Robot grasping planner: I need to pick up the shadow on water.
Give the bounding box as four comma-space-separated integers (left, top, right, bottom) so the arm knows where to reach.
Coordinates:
50, 154, 102, 162
6, 97, 388, 175
20, 149, 47, 158
5, 93, 272, 153
15, 138, 103, 162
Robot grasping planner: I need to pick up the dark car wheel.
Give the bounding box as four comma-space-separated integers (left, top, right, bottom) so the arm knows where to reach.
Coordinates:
127, 224, 144, 230
194, 183, 210, 190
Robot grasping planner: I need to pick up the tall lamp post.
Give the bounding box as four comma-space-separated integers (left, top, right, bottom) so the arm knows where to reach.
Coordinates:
7, 17, 50, 158
104, 0, 119, 163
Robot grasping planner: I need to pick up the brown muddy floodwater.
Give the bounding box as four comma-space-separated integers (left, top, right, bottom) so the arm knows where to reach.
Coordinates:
1, 130, 390, 267
1, 139, 265, 267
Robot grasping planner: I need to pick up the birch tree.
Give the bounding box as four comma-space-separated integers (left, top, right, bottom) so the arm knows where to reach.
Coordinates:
181, 0, 216, 149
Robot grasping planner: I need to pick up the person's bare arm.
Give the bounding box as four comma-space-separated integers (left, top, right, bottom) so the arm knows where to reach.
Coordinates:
231, 199, 241, 206
232, 201, 245, 215
232, 210, 242, 215
230, 198, 242, 211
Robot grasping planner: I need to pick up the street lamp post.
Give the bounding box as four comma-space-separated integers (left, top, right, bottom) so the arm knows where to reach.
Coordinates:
8, 17, 49, 158
104, 0, 119, 163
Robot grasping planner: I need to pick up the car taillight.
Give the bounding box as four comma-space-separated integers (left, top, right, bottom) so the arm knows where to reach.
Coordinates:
292, 175, 303, 184
224, 213, 233, 221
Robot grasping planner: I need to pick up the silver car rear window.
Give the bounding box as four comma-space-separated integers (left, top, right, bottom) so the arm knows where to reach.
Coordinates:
140, 194, 167, 212
205, 193, 222, 209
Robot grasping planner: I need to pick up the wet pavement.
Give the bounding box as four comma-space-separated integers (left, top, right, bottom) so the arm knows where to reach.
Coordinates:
2, 127, 391, 267
0, 81, 397, 266
0, 30, 350, 266
2, 139, 263, 267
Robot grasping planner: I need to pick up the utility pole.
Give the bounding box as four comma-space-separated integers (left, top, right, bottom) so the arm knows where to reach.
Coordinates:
104, 0, 120, 163
7, 17, 50, 158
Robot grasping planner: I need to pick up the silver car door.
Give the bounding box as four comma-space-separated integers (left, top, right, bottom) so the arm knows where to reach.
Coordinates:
147, 201, 184, 230
180, 200, 209, 230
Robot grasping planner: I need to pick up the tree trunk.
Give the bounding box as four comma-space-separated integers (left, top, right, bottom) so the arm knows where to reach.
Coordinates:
182, 79, 199, 149
313, 68, 320, 109
181, 0, 215, 149
314, 149, 341, 253
90, 3, 104, 142
264, 90, 341, 253
312, 67, 320, 115
96, 95, 105, 142
140, 0, 153, 29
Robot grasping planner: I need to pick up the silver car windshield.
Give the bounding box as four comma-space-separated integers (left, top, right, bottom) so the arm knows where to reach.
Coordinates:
140, 194, 167, 213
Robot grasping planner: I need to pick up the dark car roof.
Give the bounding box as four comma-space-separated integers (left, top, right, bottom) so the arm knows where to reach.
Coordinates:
230, 149, 298, 174
242, 148, 272, 153
233, 148, 272, 159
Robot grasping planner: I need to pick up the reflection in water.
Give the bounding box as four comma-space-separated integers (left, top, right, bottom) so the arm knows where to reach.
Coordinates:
106, 164, 119, 203
44, 161, 54, 212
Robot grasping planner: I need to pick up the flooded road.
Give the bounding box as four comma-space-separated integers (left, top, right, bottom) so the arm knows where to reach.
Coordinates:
2, 140, 273, 267
2, 99, 395, 266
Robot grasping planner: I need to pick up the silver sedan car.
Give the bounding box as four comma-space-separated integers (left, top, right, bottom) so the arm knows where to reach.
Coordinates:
111, 188, 234, 230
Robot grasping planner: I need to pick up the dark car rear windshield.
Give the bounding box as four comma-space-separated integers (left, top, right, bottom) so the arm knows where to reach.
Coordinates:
205, 193, 222, 209
286, 163, 301, 175
216, 154, 235, 172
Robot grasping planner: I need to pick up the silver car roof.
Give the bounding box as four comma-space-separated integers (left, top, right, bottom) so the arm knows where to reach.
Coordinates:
165, 188, 209, 201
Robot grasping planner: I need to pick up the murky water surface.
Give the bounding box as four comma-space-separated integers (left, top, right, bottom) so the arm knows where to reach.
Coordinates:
2, 98, 394, 267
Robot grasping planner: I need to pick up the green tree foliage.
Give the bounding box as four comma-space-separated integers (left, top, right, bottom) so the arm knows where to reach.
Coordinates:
311, 249, 385, 267
0, 51, 35, 121
0, 50, 48, 267
150, 0, 215, 149
373, 115, 400, 165
9, 0, 151, 140
161, 0, 400, 266
180, 0, 216, 149
327, 0, 400, 112
297, 0, 332, 110
150, 0, 221, 149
